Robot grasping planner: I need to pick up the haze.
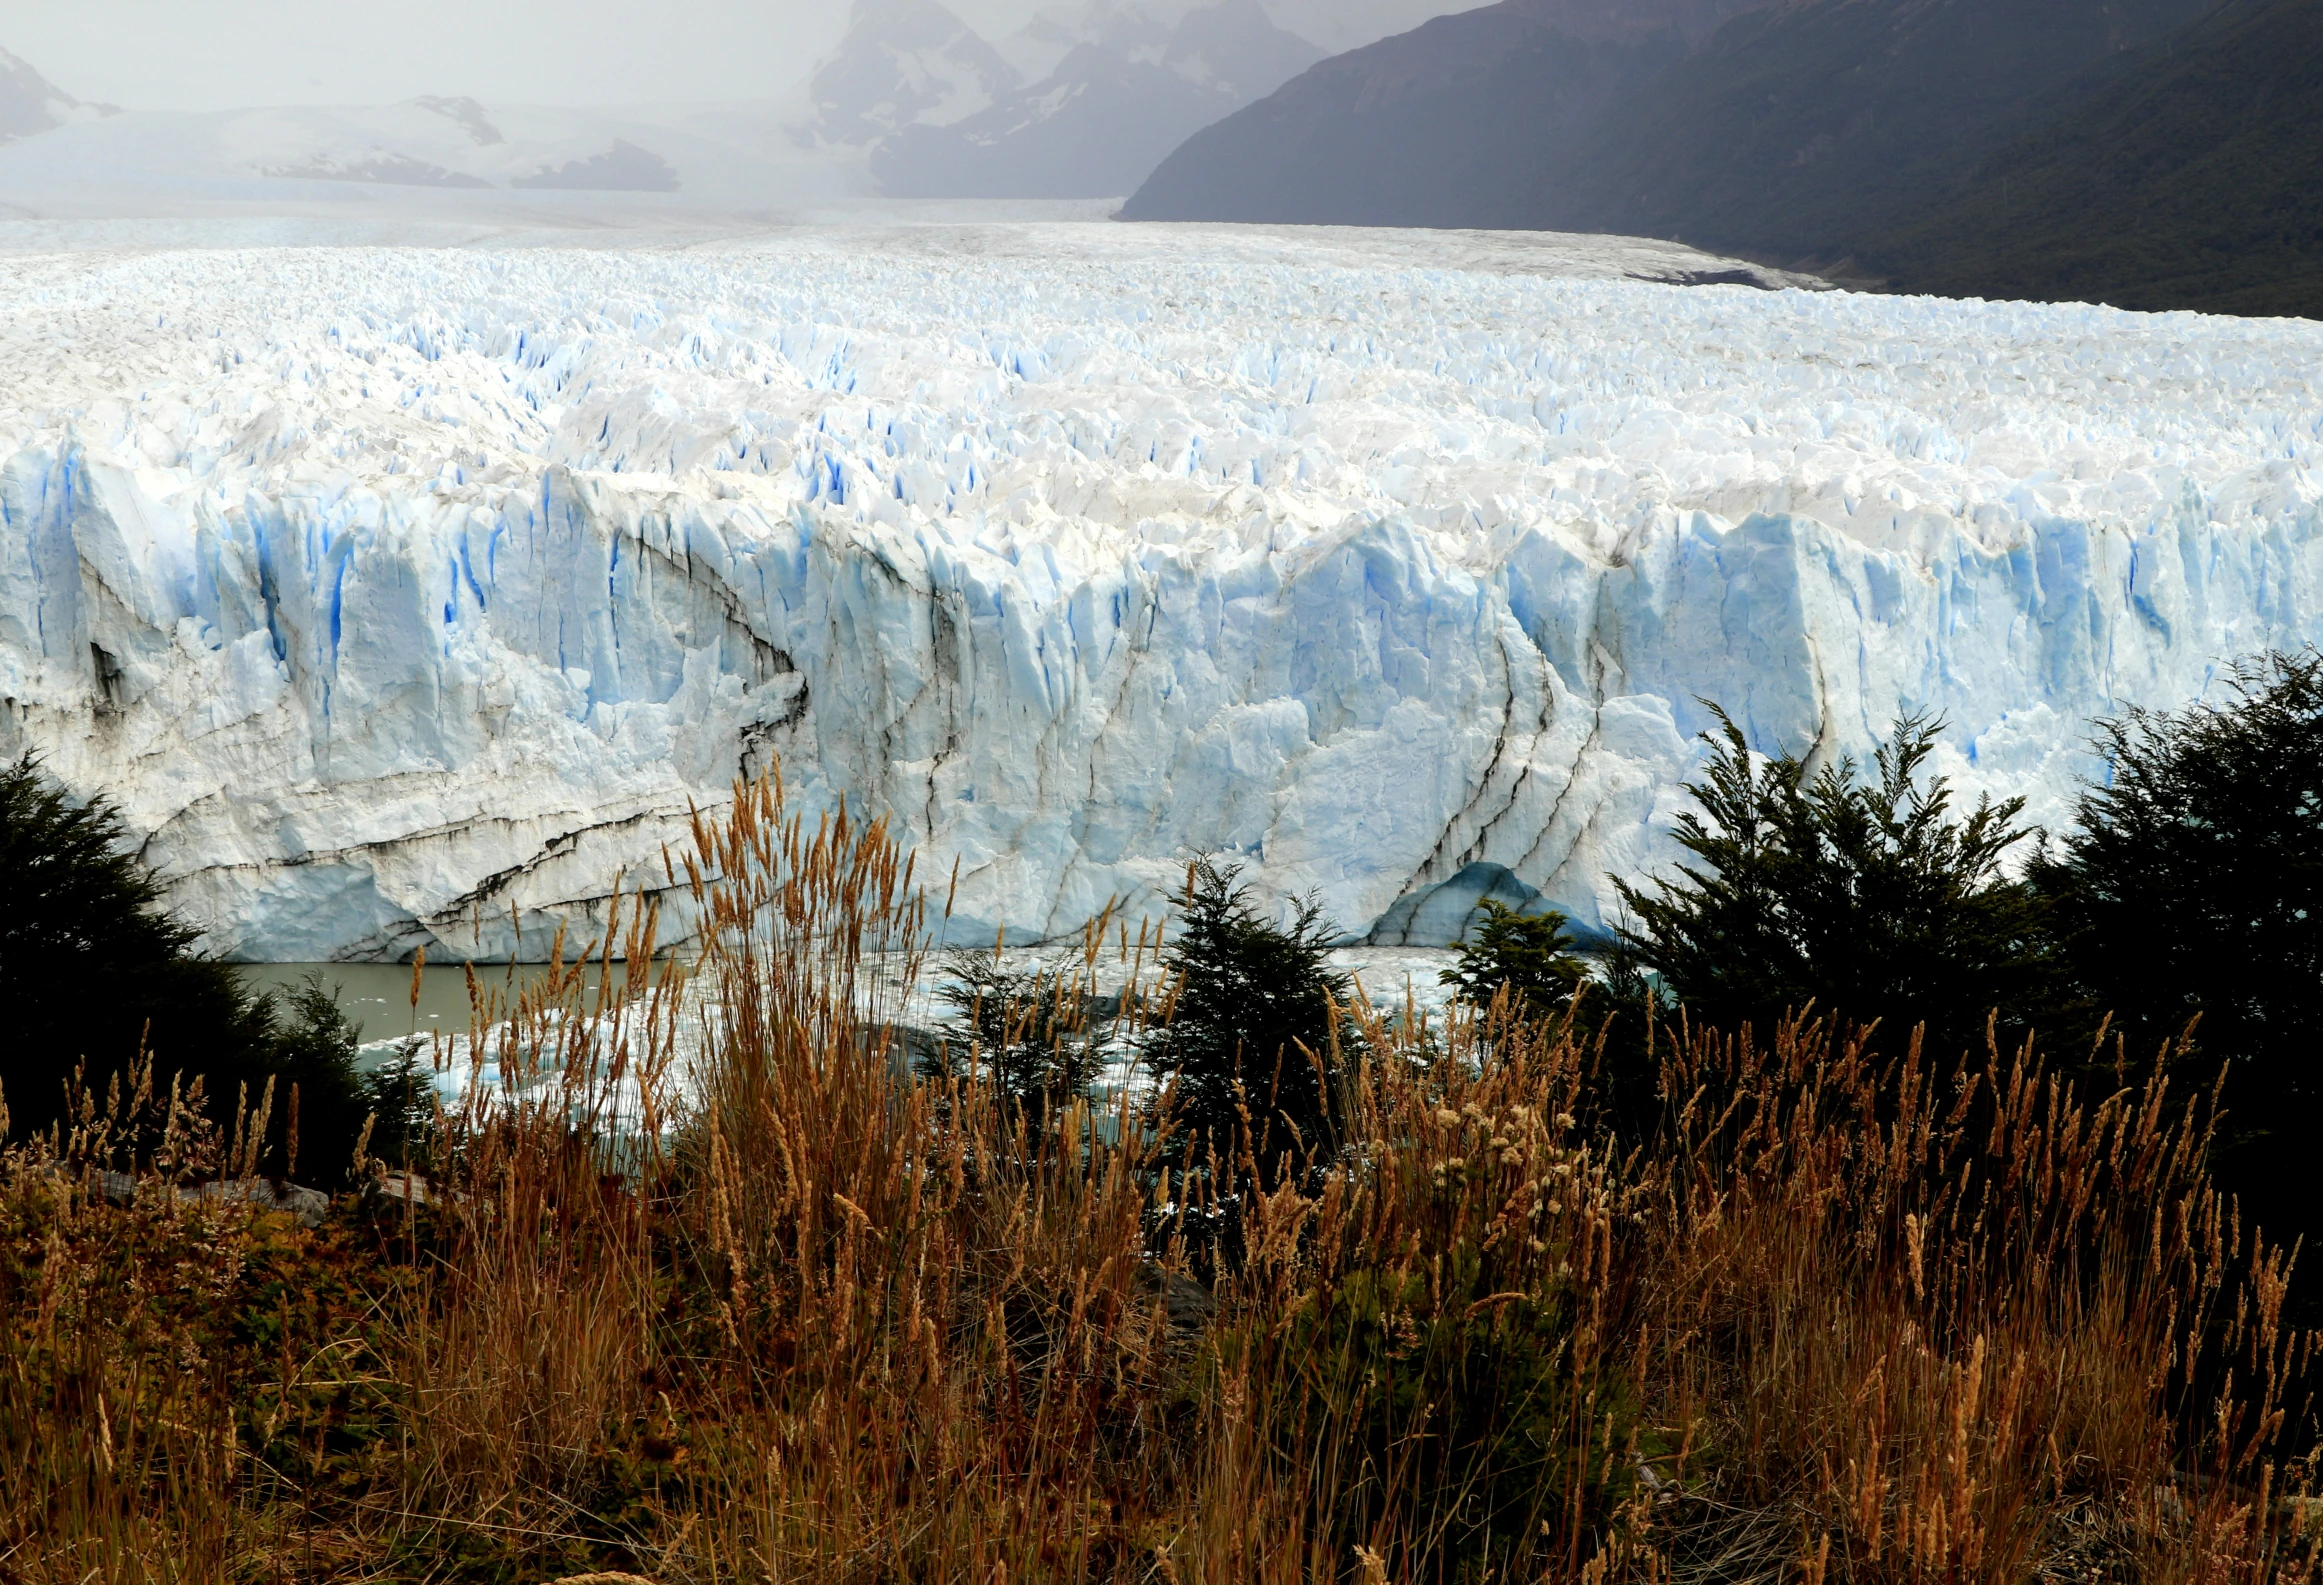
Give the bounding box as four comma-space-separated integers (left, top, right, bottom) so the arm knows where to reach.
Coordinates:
0, 0, 1470, 113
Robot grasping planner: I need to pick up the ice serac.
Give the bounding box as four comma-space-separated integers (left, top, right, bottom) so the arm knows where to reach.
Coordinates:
0, 226, 2316, 962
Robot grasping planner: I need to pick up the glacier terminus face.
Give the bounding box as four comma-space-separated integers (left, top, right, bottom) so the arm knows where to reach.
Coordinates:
0, 221, 2316, 961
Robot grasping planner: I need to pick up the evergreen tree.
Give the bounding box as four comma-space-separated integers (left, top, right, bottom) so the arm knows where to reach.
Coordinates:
0, 756, 377, 1182
1141, 859, 1351, 1184
268, 975, 383, 1186
918, 948, 1101, 1130
1614, 709, 2056, 1057
1439, 902, 1673, 1141
1439, 901, 1587, 1017
2032, 651, 2323, 1270
0, 754, 275, 1144
355, 1042, 438, 1177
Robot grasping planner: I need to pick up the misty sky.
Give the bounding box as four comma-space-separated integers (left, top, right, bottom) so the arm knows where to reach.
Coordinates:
0, 0, 1466, 113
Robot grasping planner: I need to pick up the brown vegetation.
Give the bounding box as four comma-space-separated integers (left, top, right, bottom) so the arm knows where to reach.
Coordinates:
0, 777, 2314, 1582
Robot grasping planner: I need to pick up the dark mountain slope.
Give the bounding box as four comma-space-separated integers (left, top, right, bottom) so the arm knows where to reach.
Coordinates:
1856, 0, 2323, 317
1119, 0, 1763, 226
1548, 0, 2221, 261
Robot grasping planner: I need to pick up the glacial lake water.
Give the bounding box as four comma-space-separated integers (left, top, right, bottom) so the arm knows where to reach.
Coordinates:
232, 962, 631, 1052
231, 948, 1469, 1111
235, 947, 1466, 1051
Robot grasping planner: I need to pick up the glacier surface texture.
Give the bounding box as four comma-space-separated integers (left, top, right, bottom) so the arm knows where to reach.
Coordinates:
1, 222, 2317, 961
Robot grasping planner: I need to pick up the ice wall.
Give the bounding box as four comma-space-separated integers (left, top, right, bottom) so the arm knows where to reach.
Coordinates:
0, 224, 2316, 960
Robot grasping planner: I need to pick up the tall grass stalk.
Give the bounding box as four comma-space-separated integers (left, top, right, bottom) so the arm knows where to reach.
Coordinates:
0, 776, 2312, 1581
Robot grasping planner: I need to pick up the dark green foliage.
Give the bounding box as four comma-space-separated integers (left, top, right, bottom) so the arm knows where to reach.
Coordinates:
0, 754, 274, 1145
266, 977, 383, 1187
1860, 0, 2323, 317
1141, 859, 1351, 1181
0, 756, 380, 1184
357, 1044, 439, 1176
918, 948, 1101, 1129
1570, 944, 1675, 1148
1615, 709, 2056, 1057
1440, 901, 1587, 1017
2032, 651, 2323, 1266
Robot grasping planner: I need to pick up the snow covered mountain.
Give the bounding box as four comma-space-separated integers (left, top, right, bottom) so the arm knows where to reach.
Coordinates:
241, 100, 682, 190
0, 96, 850, 214
797, 0, 1324, 198
875, 0, 1325, 197
0, 50, 689, 195
0, 45, 115, 144
1, 224, 2315, 962
798, 0, 1024, 146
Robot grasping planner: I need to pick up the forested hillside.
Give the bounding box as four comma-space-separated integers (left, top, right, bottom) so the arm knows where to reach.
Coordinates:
1859, 0, 2323, 317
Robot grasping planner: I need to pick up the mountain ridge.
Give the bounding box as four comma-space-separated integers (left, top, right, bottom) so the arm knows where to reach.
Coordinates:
1121, 0, 1765, 225
1121, 0, 2312, 318
875, 0, 1323, 198
799, 0, 1022, 147
0, 45, 115, 143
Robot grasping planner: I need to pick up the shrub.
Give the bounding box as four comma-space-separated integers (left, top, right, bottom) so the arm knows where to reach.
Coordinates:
265, 975, 384, 1186
0, 758, 382, 1183
1239, 1258, 1627, 1576
1139, 858, 1351, 1184
1625, 1008, 2305, 1584
0, 755, 274, 1146
1238, 1049, 1642, 1578
2032, 650, 2323, 1286
917, 948, 1103, 1130
1613, 708, 2057, 1057
1438, 900, 1587, 1017
356, 1041, 439, 1177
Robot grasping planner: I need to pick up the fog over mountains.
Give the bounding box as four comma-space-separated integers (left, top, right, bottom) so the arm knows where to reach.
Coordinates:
0, 0, 1343, 214
804, 0, 1327, 199
800, 0, 1023, 147
0, 46, 115, 143
0, 32, 835, 209
0, 0, 2308, 318
0, 90, 836, 213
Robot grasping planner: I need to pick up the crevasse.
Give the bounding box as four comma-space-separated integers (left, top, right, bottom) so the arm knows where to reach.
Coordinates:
0, 228, 2316, 960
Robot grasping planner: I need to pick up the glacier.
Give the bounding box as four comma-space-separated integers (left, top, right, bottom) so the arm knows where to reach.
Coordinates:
0, 220, 2316, 961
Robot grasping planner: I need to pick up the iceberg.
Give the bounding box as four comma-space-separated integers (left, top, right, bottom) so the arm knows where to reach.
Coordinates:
0, 222, 2315, 960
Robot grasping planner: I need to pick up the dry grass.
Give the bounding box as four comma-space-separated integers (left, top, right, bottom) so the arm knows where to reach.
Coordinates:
1628, 1013, 2315, 1584
0, 775, 2315, 1582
